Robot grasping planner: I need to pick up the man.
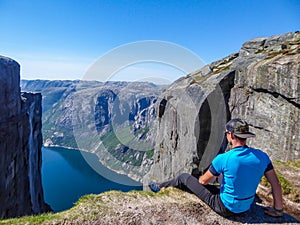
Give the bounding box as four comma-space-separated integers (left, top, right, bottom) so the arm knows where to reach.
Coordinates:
149, 118, 283, 217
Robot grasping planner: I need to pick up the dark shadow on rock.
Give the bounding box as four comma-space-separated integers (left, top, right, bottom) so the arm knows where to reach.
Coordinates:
227, 203, 300, 224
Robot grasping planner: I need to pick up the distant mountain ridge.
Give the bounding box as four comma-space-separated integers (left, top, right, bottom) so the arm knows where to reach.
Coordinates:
20, 80, 165, 182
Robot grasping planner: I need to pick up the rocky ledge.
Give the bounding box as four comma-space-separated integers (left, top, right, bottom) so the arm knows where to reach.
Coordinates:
2, 187, 299, 225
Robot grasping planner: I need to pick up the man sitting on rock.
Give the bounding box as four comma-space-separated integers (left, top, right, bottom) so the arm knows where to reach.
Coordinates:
149, 118, 283, 218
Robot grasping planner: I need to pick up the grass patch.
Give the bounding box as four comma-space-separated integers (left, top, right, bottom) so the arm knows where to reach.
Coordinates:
101, 128, 120, 150
277, 174, 293, 195
0, 188, 189, 224
260, 160, 300, 202
275, 159, 300, 168
100, 126, 153, 166
261, 173, 292, 195
42, 125, 78, 149
0, 213, 59, 225
145, 149, 154, 159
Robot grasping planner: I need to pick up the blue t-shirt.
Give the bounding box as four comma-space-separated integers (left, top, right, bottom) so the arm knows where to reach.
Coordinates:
209, 146, 273, 213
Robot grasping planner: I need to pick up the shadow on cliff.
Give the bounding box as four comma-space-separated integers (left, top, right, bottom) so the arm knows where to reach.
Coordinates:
226, 203, 299, 224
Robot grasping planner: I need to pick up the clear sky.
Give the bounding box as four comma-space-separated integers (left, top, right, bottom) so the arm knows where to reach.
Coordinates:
0, 0, 299, 83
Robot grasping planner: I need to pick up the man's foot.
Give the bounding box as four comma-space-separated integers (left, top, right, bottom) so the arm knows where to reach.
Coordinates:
264, 207, 283, 217
149, 181, 161, 193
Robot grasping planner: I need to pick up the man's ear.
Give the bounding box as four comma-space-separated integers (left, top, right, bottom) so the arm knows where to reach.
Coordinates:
229, 133, 236, 140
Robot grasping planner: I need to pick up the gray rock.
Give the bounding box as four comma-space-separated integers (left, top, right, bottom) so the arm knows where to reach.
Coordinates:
21, 92, 46, 214
144, 31, 300, 186
239, 37, 267, 57
229, 32, 300, 161
0, 56, 48, 218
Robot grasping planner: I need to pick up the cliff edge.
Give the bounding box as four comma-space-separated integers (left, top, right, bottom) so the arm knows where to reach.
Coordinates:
0, 56, 48, 218
0, 188, 299, 224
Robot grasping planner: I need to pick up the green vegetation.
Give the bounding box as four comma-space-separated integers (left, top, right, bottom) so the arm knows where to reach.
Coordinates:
275, 159, 300, 168
42, 98, 79, 148
0, 189, 177, 225
134, 126, 150, 136
260, 159, 300, 202
189, 75, 210, 84
100, 128, 122, 150
261, 173, 292, 195
0, 213, 60, 225
42, 125, 78, 149
145, 149, 154, 159
100, 125, 153, 167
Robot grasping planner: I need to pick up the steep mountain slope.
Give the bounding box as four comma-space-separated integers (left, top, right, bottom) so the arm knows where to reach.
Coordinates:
0, 57, 48, 218
145, 31, 300, 185
21, 80, 165, 181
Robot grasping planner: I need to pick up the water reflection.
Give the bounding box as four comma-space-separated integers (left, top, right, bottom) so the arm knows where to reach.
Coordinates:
42, 147, 142, 212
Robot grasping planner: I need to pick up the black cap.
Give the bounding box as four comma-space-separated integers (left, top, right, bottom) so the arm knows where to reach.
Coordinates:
225, 118, 255, 138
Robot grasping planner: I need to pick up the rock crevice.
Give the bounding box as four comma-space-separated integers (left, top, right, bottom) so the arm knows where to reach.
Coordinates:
250, 87, 300, 108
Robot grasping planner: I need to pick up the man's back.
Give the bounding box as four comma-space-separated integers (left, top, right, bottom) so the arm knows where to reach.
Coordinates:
212, 146, 272, 213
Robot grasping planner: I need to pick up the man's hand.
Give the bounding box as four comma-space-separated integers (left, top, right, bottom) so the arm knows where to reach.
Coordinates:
264, 206, 283, 217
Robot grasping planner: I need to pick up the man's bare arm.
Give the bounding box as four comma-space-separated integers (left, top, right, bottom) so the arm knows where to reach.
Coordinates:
264, 169, 283, 215
199, 170, 216, 185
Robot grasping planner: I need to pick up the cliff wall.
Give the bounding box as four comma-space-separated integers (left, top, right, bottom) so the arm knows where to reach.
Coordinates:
144, 31, 300, 185
0, 56, 47, 218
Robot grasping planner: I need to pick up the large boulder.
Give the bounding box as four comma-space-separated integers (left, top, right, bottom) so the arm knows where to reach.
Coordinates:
144, 31, 300, 185
230, 32, 300, 161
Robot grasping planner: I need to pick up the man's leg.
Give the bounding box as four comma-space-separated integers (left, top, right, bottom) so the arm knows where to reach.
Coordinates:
160, 173, 214, 202
160, 173, 233, 217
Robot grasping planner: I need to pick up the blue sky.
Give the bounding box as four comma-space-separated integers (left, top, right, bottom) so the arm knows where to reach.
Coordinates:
0, 0, 299, 83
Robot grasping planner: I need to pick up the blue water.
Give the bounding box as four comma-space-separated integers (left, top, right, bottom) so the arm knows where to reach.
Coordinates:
42, 147, 142, 212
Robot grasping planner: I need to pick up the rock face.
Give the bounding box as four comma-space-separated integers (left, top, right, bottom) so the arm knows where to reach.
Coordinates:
0, 56, 47, 218
230, 33, 300, 161
21, 92, 45, 214
144, 31, 300, 185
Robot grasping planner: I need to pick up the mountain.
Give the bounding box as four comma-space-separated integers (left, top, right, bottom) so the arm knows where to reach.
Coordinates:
144, 31, 300, 186
2, 31, 300, 223
20, 80, 165, 181
0, 57, 48, 218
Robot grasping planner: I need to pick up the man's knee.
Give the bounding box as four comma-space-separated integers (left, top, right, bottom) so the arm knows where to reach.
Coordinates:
178, 173, 193, 183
